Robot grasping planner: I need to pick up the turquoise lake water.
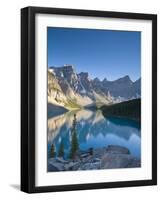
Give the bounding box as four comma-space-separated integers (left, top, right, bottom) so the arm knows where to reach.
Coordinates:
48, 109, 141, 159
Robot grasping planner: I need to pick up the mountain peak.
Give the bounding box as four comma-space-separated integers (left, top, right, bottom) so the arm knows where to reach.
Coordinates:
63, 64, 74, 70
117, 75, 132, 83
123, 75, 131, 80
93, 77, 100, 82
102, 78, 108, 82
134, 77, 141, 83
78, 72, 89, 79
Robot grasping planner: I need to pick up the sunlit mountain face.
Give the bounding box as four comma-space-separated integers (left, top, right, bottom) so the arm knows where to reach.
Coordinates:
48, 65, 141, 111
48, 109, 141, 159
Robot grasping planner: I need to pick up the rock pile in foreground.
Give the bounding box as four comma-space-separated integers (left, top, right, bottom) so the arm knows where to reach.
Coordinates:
48, 145, 140, 172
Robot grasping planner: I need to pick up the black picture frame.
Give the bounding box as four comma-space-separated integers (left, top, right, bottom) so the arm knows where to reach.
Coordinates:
21, 6, 157, 193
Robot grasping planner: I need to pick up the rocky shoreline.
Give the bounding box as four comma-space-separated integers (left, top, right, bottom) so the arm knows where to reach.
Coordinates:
48, 145, 140, 172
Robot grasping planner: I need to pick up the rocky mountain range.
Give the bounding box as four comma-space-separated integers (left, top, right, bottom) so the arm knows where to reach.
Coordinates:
48, 65, 141, 110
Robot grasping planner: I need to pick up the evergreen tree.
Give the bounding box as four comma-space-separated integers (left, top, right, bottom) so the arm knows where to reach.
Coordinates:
58, 140, 64, 157
70, 114, 79, 159
89, 147, 93, 155
50, 143, 55, 158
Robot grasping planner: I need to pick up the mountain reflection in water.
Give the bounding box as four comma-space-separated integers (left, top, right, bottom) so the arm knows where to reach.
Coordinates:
48, 109, 141, 159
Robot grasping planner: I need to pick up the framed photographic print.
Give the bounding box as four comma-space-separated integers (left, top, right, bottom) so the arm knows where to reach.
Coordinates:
21, 6, 157, 193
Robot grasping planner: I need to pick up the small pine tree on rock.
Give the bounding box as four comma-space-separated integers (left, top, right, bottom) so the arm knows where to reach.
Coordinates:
70, 114, 79, 159
58, 140, 64, 157
50, 143, 55, 158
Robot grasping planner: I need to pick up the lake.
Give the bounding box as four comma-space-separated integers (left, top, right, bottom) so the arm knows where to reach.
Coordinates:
48, 109, 141, 159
